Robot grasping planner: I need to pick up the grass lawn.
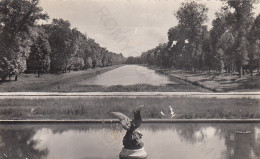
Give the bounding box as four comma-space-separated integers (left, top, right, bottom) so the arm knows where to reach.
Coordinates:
0, 65, 122, 92
0, 96, 259, 120
60, 84, 207, 92
148, 65, 260, 92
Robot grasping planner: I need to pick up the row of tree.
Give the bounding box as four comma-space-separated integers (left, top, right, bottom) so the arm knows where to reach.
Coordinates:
0, 0, 125, 80
127, 0, 260, 77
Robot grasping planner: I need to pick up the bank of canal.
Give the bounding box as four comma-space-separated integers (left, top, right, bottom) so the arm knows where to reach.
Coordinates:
74, 65, 208, 92
0, 65, 208, 92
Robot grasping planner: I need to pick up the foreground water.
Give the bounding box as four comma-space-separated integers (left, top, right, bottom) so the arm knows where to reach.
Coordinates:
80, 65, 175, 86
0, 123, 259, 159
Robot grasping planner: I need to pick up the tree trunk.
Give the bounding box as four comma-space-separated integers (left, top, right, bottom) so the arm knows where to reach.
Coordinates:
15, 74, 18, 81
257, 59, 260, 73
37, 70, 40, 78
8, 70, 11, 80
65, 58, 68, 73
220, 60, 224, 74
250, 68, 253, 76
239, 66, 243, 78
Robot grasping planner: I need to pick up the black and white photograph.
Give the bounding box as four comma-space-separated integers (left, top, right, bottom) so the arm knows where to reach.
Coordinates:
0, 0, 260, 158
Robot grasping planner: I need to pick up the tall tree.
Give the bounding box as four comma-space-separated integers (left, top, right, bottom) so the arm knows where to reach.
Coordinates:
27, 27, 51, 77
175, 1, 208, 71
217, 29, 235, 73
44, 19, 75, 73
248, 14, 260, 75
226, 0, 255, 77
202, 32, 215, 72
0, 0, 48, 80
167, 26, 188, 69
210, 9, 235, 73
71, 28, 90, 69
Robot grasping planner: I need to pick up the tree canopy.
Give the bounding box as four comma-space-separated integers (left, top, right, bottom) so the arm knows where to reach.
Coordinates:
0, 0, 125, 80
129, 0, 260, 77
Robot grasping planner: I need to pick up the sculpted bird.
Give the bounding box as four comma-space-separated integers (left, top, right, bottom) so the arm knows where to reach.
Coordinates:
111, 105, 144, 150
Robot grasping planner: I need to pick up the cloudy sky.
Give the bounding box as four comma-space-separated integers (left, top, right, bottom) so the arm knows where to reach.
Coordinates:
39, 0, 260, 57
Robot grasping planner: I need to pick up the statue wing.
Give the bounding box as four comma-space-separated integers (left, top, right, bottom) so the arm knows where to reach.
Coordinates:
131, 105, 144, 129
111, 112, 131, 130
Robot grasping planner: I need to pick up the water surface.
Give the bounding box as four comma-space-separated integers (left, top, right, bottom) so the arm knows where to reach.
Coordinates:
80, 65, 175, 86
0, 123, 259, 159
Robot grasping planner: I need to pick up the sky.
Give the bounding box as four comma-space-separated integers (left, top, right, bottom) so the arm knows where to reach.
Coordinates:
39, 0, 260, 57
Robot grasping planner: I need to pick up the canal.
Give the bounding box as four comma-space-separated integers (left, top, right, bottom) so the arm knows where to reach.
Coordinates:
79, 65, 176, 86
0, 123, 259, 159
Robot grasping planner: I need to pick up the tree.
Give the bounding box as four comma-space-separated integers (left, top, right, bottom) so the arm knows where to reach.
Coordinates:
71, 28, 91, 69
210, 10, 235, 73
140, 0, 259, 79
175, 1, 208, 71
248, 15, 260, 75
68, 56, 84, 71
0, 1, 125, 79
167, 26, 188, 69
45, 19, 75, 73
0, 128, 48, 158
27, 27, 51, 77
202, 32, 215, 72
85, 57, 93, 69
225, 0, 255, 77
125, 56, 142, 64
217, 29, 235, 73
92, 59, 97, 68
236, 35, 249, 77
167, 26, 187, 68
0, 0, 48, 80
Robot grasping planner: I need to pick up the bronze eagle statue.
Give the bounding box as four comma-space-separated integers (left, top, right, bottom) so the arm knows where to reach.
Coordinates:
111, 105, 144, 150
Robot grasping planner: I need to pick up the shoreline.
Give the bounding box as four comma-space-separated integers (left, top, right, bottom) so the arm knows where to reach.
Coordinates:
0, 92, 259, 99
145, 65, 260, 92
0, 65, 123, 92
1, 119, 260, 124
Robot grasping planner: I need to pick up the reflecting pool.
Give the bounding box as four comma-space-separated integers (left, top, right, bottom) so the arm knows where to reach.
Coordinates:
0, 123, 259, 159
80, 65, 175, 86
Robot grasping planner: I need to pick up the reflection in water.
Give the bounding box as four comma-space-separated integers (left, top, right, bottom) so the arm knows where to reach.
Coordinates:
217, 124, 260, 159
80, 65, 175, 86
0, 123, 259, 159
0, 127, 48, 159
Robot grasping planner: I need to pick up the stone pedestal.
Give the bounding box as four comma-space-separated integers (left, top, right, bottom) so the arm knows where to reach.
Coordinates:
119, 147, 147, 159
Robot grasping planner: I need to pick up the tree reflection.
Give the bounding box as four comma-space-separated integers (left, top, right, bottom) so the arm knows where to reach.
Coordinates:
216, 124, 260, 159
0, 128, 48, 159
174, 124, 207, 144
144, 123, 260, 159
173, 123, 260, 159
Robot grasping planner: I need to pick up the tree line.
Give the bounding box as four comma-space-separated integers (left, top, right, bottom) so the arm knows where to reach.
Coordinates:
0, 0, 125, 80
126, 0, 260, 78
